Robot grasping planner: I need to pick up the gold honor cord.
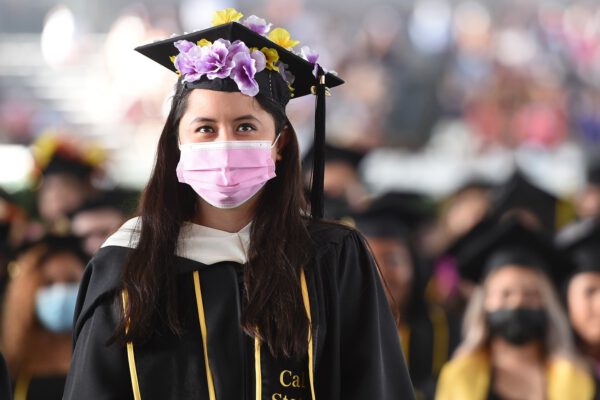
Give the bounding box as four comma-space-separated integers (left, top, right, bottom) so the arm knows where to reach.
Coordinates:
254, 336, 262, 400
121, 291, 142, 400
13, 373, 30, 400
300, 268, 316, 400
193, 271, 217, 400
121, 269, 316, 400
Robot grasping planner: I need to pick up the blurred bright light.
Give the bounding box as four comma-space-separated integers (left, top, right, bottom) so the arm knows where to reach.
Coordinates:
495, 28, 538, 67
453, 1, 491, 51
179, 0, 232, 33
409, 0, 452, 54
41, 5, 76, 68
0, 146, 33, 188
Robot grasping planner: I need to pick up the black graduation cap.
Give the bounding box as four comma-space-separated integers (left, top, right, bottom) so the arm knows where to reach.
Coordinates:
489, 170, 559, 233
42, 153, 94, 180
68, 189, 139, 219
135, 15, 343, 219
586, 158, 600, 186
456, 217, 570, 285
353, 191, 435, 238
302, 142, 365, 172
556, 218, 600, 276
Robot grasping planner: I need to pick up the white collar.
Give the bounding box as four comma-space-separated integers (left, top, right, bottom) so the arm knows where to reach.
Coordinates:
101, 216, 251, 265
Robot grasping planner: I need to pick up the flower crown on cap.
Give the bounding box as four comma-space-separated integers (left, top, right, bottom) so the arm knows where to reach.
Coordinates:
170, 8, 323, 97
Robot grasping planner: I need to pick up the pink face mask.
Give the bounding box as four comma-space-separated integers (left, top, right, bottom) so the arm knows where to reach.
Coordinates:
176, 139, 278, 209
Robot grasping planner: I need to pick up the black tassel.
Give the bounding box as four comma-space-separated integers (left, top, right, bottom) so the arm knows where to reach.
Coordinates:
310, 67, 327, 219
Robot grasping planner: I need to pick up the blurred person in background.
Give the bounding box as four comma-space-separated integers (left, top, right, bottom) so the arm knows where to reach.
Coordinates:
557, 218, 600, 389
0, 189, 28, 300
576, 160, 600, 221
28, 134, 105, 233
68, 191, 132, 257
1, 235, 87, 400
354, 192, 459, 400
302, 142, 367, 220
436, 218, 595, 400
425, 180, 494, 316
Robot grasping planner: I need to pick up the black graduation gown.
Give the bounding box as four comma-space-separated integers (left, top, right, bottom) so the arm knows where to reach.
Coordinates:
62, 222, 415, 399
13, 375, 65, 400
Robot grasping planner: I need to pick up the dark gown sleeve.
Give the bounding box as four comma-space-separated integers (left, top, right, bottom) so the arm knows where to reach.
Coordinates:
0, 352, 10, 400
62, 256, 134, 400
334, 229, 415, 399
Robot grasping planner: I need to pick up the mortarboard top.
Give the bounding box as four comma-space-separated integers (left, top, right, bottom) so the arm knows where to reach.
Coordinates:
135, 8, 344, 219
31, 133, 105, 181
556, 218, 600, 276
302, 142, 365, 172
135, 22, 343, 100
586, 158, 600, 186
42, 154, 94, 180
456, 217, 570, 286
353, 191, 435, 238
489, 170, 559, 233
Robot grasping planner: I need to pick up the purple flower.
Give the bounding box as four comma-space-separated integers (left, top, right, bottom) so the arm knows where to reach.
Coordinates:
277, 61, 295, 85
174, 40, 195, 53
230, 51, 259, 96
198, 40, 233, 80
300, 46, 319, 64
242, 15, 272, 35
250, 49, 266, 72
226, 40, 249, 64
176, 46, 205, 81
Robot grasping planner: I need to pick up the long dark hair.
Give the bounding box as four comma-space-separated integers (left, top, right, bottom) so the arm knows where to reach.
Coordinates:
114, 78, 313, 358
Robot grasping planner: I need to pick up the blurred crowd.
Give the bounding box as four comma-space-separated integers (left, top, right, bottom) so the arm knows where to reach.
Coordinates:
1, 0, 600, 399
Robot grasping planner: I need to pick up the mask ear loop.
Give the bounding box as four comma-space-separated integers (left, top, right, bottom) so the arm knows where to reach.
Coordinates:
271, 133, 282, 149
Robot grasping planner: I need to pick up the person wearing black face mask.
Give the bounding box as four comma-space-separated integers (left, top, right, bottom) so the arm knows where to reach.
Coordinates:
436, 218, 595, 400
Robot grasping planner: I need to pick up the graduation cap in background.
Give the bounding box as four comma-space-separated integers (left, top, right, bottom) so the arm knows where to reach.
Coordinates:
301, 142, 365, 173
556, 218, 600, 277
135, 8, 344, 219
489, 170, 560, 233
67, 189, 138, 219
31, 133, 106, 182
586, 158, 600, 186
353, 191, 436, 238
455, 217, 570, 286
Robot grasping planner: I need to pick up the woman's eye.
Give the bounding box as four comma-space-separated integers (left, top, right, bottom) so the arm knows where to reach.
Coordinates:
195, 126, 214, 133
237, 123, 256, 132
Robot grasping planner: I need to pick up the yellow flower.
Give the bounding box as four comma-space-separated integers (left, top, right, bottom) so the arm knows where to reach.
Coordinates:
197, 39, 212, 47
32, 134, 58, 168
261, 47, 280, 72
170, 56, 181, 76
268, 28, 299, 50
212, 8, 243, 26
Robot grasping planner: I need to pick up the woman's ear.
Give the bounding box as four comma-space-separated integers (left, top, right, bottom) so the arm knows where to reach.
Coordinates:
275, 126, 290, 161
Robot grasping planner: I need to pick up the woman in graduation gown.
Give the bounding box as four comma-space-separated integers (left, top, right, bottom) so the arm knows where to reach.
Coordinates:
435, 218, 595, 400
1, 235, 86, 400
354, 194, 460, 399
62, 8, 414, 400
557, 218, 600, 397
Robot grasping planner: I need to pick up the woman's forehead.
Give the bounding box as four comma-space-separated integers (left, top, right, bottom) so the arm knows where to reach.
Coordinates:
184, 89, 266, 117
486, 265, 541, 287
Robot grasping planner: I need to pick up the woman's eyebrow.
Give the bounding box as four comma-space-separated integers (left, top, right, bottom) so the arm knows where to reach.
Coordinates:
188, 115, 262, 126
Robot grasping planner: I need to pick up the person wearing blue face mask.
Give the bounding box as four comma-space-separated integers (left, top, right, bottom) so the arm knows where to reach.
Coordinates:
1, 235, 86, 400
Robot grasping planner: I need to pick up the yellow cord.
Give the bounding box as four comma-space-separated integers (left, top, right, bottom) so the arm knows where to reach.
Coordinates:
121, 290, 142, 400
193, 271, 217, 400
429, 305, 450, 375
13, 373, 30, 400
300, 268, 316, 400
254, 336, 262, 400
